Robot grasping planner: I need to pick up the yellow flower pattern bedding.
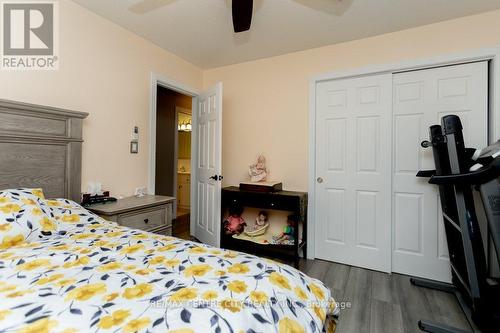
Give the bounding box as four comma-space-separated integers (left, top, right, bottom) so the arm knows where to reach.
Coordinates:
0, 190, 338, 333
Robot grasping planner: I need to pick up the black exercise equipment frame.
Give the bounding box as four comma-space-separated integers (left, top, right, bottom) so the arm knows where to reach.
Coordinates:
413, 115, 500, 333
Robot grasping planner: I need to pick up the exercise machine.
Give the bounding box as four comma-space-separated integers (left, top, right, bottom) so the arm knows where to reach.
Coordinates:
413, 115, 500, 333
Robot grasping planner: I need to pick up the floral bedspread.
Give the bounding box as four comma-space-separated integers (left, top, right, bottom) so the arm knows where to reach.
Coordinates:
0, 199, 338, 333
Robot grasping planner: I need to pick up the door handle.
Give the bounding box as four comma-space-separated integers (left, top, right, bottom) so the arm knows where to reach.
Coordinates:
317, 177, 324, 183
209, 175, 218, 181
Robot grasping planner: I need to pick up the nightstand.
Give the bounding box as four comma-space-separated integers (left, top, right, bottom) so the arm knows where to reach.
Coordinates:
87, 195, 175, 235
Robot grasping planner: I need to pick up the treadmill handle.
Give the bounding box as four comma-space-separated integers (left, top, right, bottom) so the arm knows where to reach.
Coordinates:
429, 158, 500, 185
416, 170, 435, 178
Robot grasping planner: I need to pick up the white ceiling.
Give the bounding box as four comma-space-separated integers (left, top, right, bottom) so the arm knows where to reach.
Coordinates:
72, 0, 500, 69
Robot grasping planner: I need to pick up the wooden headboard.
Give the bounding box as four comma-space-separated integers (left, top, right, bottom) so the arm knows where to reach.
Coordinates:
0, 99, 88, 201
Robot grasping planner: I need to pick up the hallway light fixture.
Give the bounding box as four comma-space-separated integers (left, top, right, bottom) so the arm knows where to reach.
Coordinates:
178, 120, 192, 132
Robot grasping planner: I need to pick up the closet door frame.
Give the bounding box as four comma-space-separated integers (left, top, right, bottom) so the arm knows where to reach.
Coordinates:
308, 47, 500, 260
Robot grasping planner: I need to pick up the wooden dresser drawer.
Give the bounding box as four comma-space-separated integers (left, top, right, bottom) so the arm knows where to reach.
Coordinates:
118, 207, 167, 230
88, 195, 175, 235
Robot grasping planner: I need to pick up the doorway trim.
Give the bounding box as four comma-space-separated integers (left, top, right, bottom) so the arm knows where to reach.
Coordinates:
308, 47, 500, 260
148, 72, 199, 234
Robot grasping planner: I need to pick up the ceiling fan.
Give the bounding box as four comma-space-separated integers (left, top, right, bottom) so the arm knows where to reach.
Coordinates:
129, 0, 352, 33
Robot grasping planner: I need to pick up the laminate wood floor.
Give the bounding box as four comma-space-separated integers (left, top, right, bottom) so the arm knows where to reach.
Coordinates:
172, 214, 190, 240
298, 259, 471, 333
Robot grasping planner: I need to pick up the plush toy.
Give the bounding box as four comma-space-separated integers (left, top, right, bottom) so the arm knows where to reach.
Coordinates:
223, 202, 246, 235
272, 214, 299, 245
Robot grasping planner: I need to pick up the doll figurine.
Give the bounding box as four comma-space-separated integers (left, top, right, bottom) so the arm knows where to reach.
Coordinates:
253, 211, 268, 230
272, 214, 299, 245
249, 154, 268, 182
223, 203, 246, 235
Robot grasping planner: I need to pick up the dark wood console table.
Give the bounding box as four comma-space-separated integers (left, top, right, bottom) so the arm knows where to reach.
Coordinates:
221, 186, 307, 268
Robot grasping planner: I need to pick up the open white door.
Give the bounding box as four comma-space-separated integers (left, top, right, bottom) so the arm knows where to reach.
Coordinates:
191, 82, 223, 246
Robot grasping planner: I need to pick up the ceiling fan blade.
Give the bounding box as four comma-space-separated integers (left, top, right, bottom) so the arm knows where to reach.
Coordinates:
232, 0, 253, 33
129, 0, 176, 14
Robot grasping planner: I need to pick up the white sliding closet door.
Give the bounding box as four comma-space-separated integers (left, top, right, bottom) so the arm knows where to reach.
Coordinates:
315, 74, 392, 273
392, 62, 488, 282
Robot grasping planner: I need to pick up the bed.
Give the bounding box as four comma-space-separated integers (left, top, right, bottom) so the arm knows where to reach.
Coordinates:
0, 99, 339, 333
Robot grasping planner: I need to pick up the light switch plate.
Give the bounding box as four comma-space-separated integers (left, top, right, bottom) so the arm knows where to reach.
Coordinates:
132, 126, 139, 140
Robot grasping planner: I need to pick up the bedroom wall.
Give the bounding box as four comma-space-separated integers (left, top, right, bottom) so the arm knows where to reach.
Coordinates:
203, 9, 500, 191
0, 1, 202, 197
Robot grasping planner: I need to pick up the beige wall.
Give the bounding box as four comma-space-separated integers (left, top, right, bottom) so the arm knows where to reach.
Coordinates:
204, 9, 500, 191
0, 1, 202, 197
3, 4, 500, 197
